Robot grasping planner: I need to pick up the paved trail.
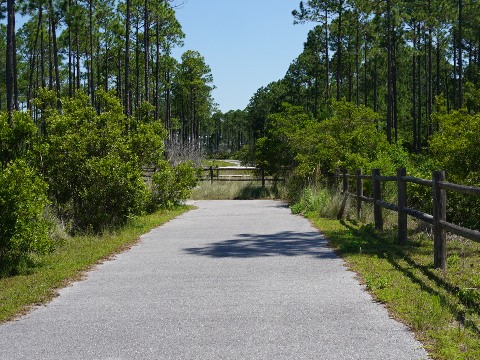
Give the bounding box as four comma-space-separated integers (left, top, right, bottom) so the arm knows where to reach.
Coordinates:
0, 200, 429, 359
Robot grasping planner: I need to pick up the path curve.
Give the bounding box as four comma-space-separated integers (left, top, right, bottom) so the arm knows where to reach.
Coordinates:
0, 200, 429, 359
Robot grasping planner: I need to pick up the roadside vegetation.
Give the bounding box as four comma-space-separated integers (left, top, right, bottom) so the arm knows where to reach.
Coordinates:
1, 91, 197, 277
290, 187, 480, 360
201, 159, 238, 168
191, 181, 284, 200
3, 1, 480, 358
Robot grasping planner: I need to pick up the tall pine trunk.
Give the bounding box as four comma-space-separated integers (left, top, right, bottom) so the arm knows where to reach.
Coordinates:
89, 0, 95, 106
458, 0, 463, 106
154, 20, 160, 121
144, 0, 150, 103
325, 8, 329, 100
135, 18, 140, 117
49, 0, 61, 109
412, 24, 417, 152
28, 8, 43, 110
336, 1, 343, 101
6, 0, 16, 120
386, 0, 392, 143
125, 0, 132, 117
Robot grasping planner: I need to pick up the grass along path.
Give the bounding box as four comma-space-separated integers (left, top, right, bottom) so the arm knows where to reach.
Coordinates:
201, 159, 238, 168
308, 216, 480, 360
0, 206, 192, 324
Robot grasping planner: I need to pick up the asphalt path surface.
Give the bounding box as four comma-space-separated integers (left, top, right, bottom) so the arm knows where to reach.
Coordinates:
0, 200, 429, 359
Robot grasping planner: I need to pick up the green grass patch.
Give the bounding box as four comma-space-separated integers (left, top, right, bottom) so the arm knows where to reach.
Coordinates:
191, 181, 284, 200
201, 159, 238, 167
307, 215, 480, 359
0, 206, 191, 324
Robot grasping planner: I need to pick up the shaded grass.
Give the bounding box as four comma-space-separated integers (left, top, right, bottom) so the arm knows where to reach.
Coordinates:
190, 181, 285, 200
0, 206, 191, 324
201, 159, 238, 167
308, 215, 480, 360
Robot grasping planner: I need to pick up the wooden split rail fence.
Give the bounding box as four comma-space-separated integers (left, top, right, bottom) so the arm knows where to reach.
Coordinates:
336, 168, 480, 270
200, 166, 283, 187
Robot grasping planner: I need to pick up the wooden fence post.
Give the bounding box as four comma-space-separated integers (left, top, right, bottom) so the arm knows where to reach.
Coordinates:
397, 168, 407, 243
372, 168, 383, 230
261, 168, 265, 188
216, 165, 219, 180
337, 170, 349, 220
209, 166, 214, 184
433, 170, 447, 270
356, 169, 363, 218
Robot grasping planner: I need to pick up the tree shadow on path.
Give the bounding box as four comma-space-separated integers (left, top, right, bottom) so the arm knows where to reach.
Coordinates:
184, 231, 337, 259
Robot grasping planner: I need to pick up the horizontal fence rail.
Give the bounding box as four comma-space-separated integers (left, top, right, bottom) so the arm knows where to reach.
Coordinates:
200, 166, 284, 187
337, 167, 480, 271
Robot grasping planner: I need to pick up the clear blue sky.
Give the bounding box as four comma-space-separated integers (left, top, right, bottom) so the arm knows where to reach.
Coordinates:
172, 0, 315, 113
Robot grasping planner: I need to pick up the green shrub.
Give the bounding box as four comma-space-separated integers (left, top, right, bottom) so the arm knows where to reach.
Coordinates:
290, 186, 336, 218
37, 91, 152, 232
150, 160, 198, 208
0, 160, 52, 274
0, 111, 37, 168
429, 108, 480, 228
75, 155, 148, 232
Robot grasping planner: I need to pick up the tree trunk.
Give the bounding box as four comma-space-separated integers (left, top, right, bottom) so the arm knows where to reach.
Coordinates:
412, 26, 417, 152
89, 0, 95, 106
386, 0, 392, 143
458, 0, 463, 107
6, 0, 16, 120
436, 33, 441, 97
28, 8, 43, 110
453, 31, 457, 108
76, 28, 81, 92
325, 8, 329, 100
165, 67, 172, 138
104, 45, 109, 92
355, 16, 360, 106
417, 23, 422, 152
68, 0, 73, 97
41, 12, 46, 88
144, 0, 150, 103
48, 14, 53, 90
117, 47, 123, 100
49, 0, 61, 108
373, 55, 378, 114
135, 17, 140, 116
427, 1, 433, 136
125, 0, 132, 117
336, 1, 343, 101
393, 33, 398, 143
154, 20, 160, 121
364, 38, 368, 107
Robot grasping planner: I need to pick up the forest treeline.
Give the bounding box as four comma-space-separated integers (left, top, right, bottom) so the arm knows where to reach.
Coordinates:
230, 0, 480, 230
0, 0, 206, 273
2, 0, 480, 269
1, 0, 217, 151
212, 0, 480, 156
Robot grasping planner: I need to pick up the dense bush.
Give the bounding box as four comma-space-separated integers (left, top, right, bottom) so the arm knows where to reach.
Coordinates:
429, 108, 480, 228
0, 90, 203, 271
38, 92, 142, 231
150, 160, 198, 208
0, 160, 52, 274
75, 155, 148, 232
0, 111, 53, 274
0, 111, 37, 168
255, 100, 396, 184
34, 89, 196, 232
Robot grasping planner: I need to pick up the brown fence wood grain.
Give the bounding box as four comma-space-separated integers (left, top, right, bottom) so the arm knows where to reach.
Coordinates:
199, 166, 283, 186
337, 167, 480, 271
